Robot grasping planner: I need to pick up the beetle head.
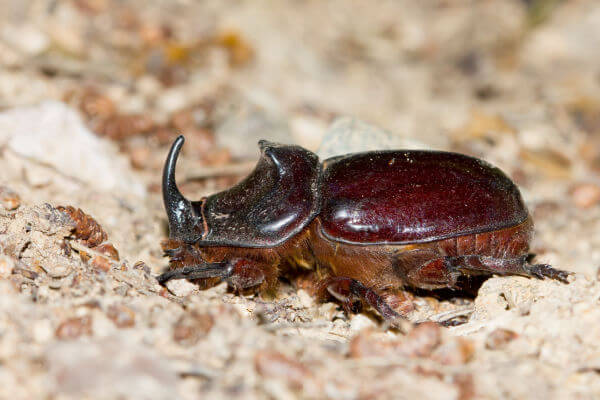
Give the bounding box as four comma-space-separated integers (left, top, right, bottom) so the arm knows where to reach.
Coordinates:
163, 135, 205, 243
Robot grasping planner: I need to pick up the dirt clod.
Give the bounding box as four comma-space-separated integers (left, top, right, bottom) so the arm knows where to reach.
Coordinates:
255, 350, 312, 390
485, 328, 519, 350
173, 311, 214, 346
106, 304, 136, 328
55, 315, 93, 339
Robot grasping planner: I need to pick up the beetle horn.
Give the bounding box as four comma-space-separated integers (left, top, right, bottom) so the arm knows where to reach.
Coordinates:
163, 135, 202, 243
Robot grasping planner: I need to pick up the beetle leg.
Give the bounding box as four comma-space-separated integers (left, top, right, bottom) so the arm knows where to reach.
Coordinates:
156, 261, 232, 285
324, 277, 405, 322
405, 258, 461, 289
225, 258, 266, 291
523, 263, 571, 283
323, 277, 362, 315
379, 288, 416, 315
446, 255, 571, 284
407, 255, 572, 289
157, 257, 268, 290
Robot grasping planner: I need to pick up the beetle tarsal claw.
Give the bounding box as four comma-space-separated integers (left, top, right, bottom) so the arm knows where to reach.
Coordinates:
156, 262, 231, 285
527, 263, 572, 284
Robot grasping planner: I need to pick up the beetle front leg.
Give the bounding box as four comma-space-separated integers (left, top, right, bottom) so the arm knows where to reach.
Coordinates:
157, 257, 267, 291
225, 258, 266, 292
157, 261, 231, 284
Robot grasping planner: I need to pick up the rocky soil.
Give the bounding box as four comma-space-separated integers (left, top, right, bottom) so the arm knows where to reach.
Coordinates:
1, 1, 600, 399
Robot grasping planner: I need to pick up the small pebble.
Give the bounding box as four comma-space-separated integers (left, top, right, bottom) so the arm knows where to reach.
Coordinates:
570, 183, 600, 209
173, 311, 214, 346
48, 278, 64, 290
91, 256, 111, 273
432, 338, 475, 365
0, 255, 15, 278
24, 164, 54, 187
0, 186, 21, 210
106, 304, 135, 328
133, 261, 151, 274
349, 314, 377, 332
485, 328, 518, 350
165, 278, 196, 297
129, 146, 152, 169
254, 350, 311, 390
296, 289, 314, 309
55, 316, 93, 340
114, 284, 129, 297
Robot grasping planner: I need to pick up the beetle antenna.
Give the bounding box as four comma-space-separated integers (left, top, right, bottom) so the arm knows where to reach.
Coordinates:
163, 135, 201, 243
156, 262, 232, 285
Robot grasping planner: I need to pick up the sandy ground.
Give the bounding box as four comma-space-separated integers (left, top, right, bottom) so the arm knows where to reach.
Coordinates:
1, 1, 600, 398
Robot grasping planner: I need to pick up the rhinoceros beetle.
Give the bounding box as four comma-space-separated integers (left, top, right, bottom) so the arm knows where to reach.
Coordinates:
158, 135, 570, 322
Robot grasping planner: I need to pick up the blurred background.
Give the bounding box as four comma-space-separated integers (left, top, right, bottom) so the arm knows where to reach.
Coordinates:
2, 1, 600, 398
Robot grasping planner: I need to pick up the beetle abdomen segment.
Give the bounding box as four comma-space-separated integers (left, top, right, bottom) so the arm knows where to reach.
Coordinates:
320, 150, 529, 245
394, 218, 533, 289
311, 218, 534, 291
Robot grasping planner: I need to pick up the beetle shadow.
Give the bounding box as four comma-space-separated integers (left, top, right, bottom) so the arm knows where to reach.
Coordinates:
411, 274, 489, 300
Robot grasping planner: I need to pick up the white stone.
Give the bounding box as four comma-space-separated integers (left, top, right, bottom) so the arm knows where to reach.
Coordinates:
349, 314, 377, 332
46, 337, 177, 399
296, 289, 314, 309
215, 95, 291, 159
1, 24, 49, 56
165, 278, 197, 297
0, 255, 14, 278
0, 101, 145, 196
317, 117, 430, 159
32, 319, 53, 343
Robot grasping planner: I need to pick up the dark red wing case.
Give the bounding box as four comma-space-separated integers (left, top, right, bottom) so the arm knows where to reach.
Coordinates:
320, 151, 529, 245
